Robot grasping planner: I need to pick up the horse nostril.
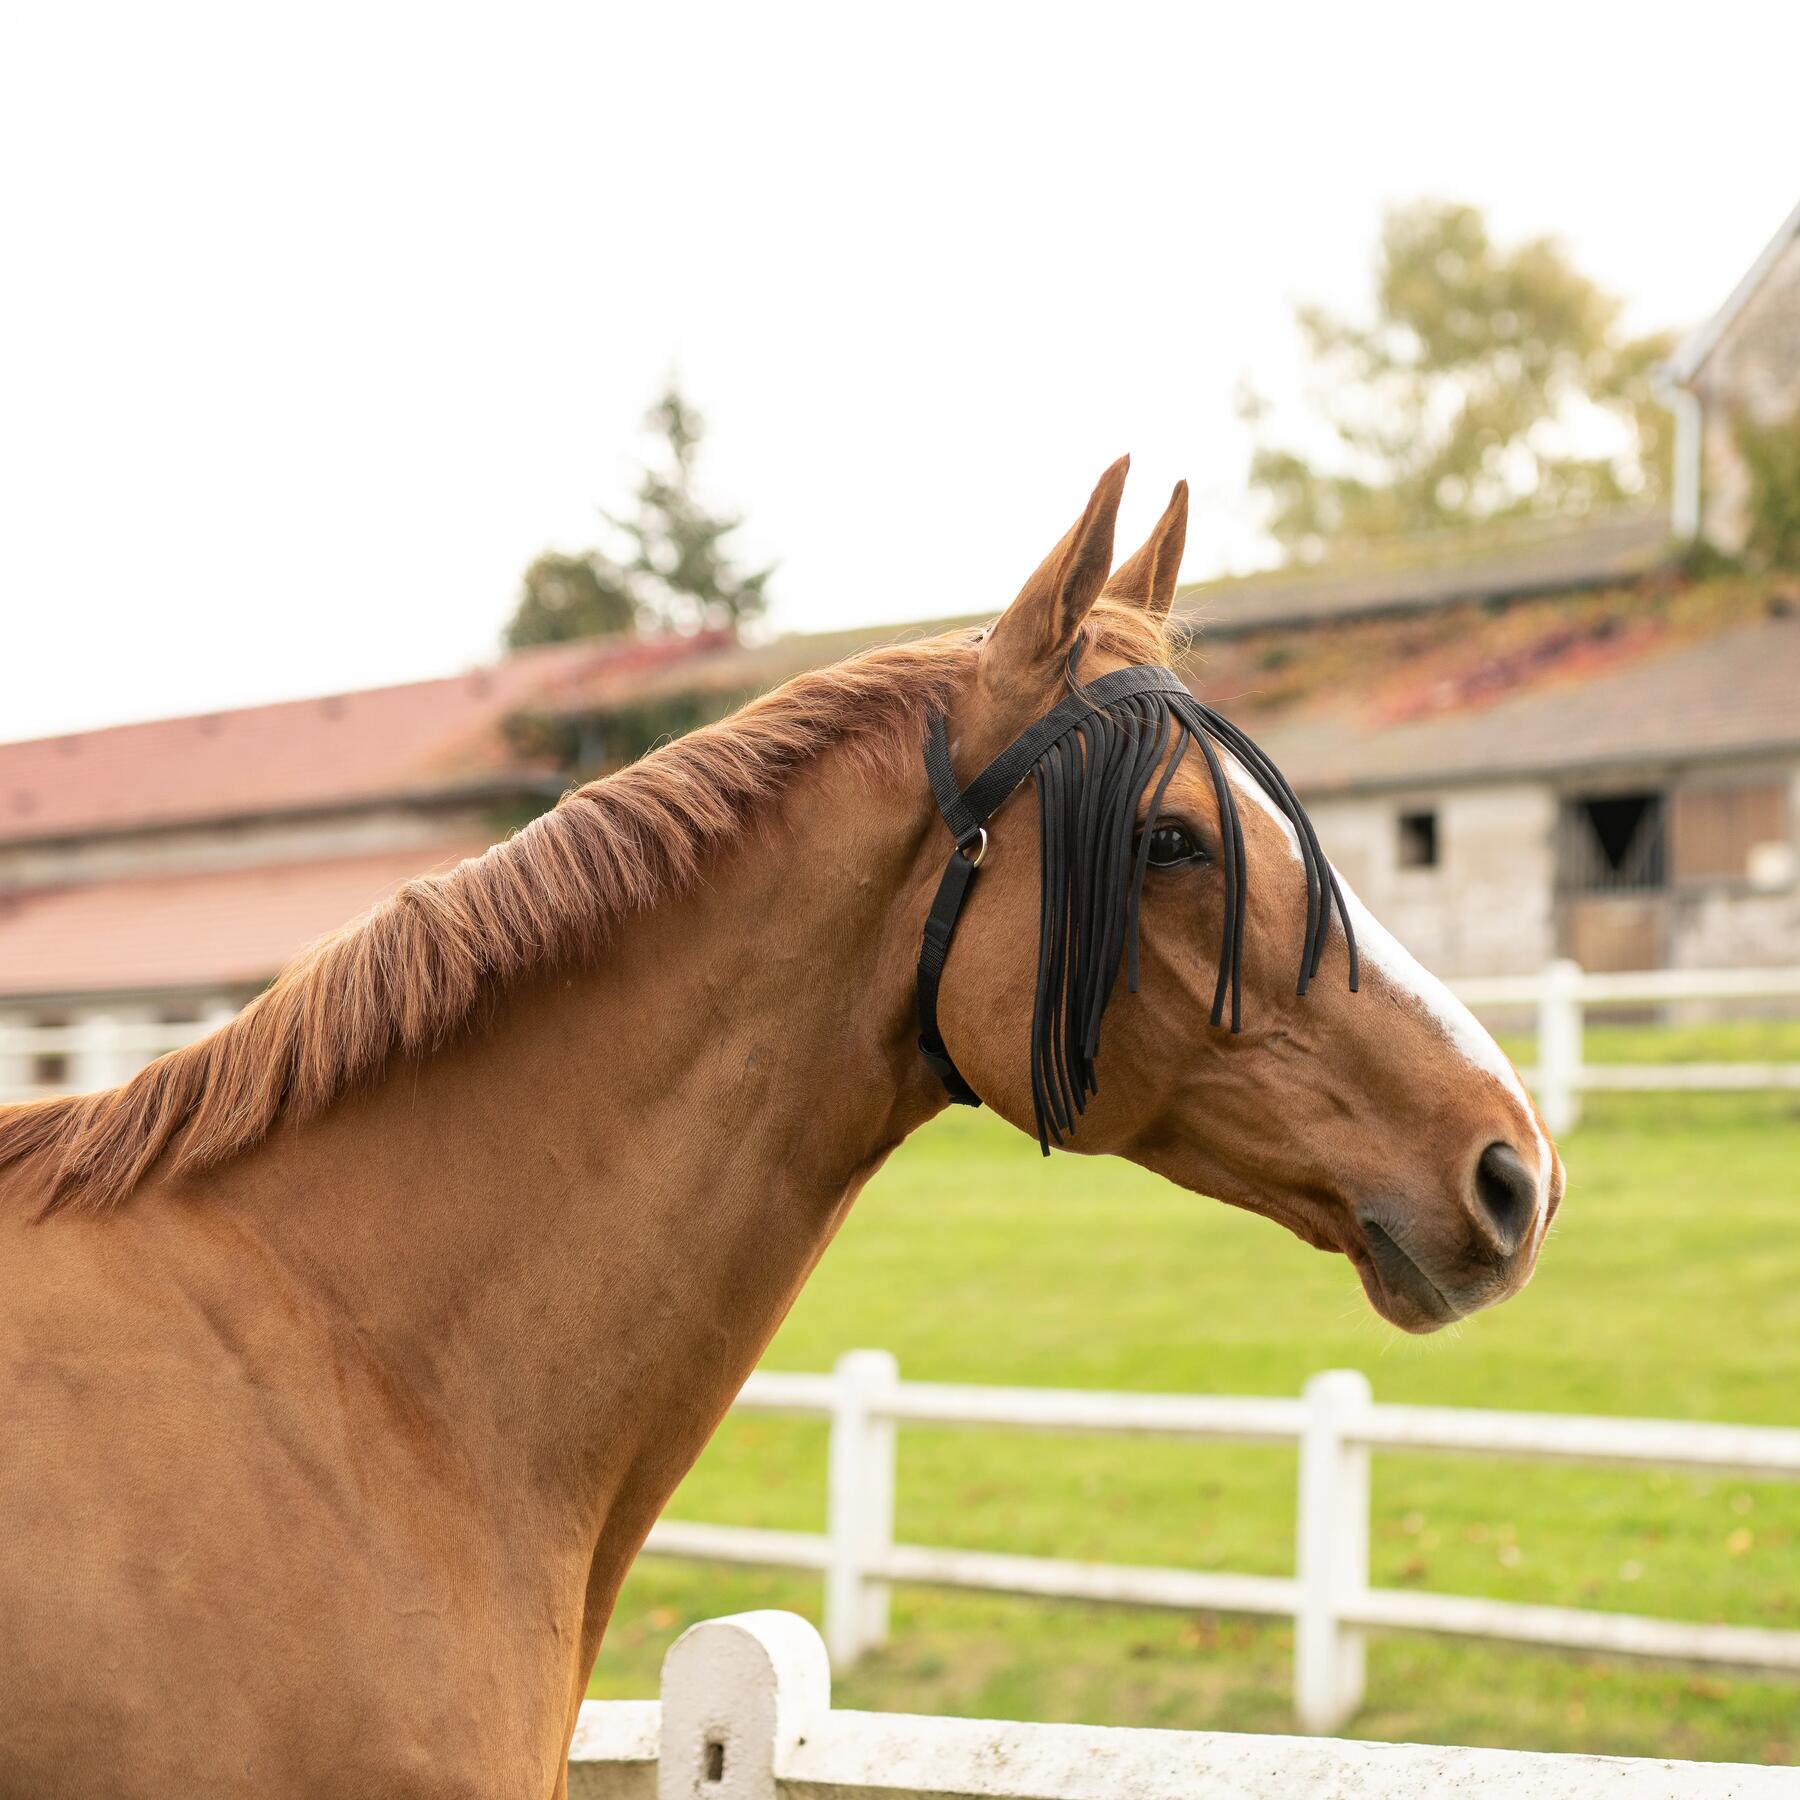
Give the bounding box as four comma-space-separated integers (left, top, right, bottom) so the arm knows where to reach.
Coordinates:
1474, 1142, 1537, 1254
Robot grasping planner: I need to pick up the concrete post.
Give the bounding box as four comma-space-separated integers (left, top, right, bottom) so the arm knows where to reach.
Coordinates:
656, 1611, 830, 1800
1295, 1368, 1371, 1734
824, 1348, 898, 1667
1537, 958, 1584, 1138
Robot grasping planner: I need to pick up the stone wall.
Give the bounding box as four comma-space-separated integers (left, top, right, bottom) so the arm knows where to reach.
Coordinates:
1306, 784, 1558, 980
1307, 759, 1800, 984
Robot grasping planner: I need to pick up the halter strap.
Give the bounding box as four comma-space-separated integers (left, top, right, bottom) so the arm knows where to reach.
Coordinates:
914, 649, 1187, 1108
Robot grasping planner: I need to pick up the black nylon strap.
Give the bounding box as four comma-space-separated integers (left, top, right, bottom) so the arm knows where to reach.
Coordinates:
913, 846, 982, 1105
914, 652, 1190, 1108
927, 664, 1188, 846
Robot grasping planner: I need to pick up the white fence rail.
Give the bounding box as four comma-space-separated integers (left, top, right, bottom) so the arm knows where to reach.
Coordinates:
569, 1609, 1800, 1797
640, 1354, 1800, 1736
1452, 959, 1800, 1135
6, 963, 1798, 1122
0, 1011, 225, 1103
4, 963, 1798, 1119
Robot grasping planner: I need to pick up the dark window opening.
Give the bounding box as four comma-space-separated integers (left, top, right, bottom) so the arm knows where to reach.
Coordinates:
1558, 792, 1667, 895
1397, 809, 1439, 869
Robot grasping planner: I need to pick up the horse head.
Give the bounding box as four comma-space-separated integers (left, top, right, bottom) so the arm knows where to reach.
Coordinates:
922, 459, 1562, 1332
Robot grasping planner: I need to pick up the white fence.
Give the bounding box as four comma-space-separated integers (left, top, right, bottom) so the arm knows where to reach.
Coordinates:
569, 1609, 1800, 1797
640, 1354, 1800, 1736
0, 1010, 226, 1103
5, 964, 1798, 1124
1452, 960, 1800, 1135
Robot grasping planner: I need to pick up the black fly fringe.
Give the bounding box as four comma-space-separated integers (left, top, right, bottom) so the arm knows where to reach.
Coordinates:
1025, 657, 1359, 1154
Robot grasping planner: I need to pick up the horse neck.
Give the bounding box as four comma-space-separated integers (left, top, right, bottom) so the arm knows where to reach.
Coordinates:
212, 738, 949, 1536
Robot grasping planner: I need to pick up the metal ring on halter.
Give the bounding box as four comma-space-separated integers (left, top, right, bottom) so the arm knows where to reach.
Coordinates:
959, 827, 988, 868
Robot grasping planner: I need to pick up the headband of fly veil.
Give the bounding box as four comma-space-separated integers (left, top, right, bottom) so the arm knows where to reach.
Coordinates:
916, 632, 1360, 1154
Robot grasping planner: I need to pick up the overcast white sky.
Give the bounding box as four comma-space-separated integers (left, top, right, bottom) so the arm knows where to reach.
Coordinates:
2, 2, 1796, 741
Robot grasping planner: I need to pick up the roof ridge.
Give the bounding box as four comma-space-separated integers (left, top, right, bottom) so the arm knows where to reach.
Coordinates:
0, 633, 698, 752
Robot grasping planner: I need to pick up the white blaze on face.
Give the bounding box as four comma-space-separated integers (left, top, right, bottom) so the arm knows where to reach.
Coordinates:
1222, 759, 1552, 1233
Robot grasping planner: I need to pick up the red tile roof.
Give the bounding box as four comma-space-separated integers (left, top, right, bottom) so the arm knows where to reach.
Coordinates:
0, 840, 493, 1001
0, 632, 725, 846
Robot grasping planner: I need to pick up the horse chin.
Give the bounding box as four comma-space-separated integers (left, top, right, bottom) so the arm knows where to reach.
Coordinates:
1348, 1228, 1463, 1335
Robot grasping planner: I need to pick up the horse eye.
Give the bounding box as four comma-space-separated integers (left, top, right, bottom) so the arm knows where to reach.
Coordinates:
1144, 824, 1204, 868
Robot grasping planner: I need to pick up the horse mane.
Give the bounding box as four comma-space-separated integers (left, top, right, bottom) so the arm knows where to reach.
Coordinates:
2, 604, 1173, 1212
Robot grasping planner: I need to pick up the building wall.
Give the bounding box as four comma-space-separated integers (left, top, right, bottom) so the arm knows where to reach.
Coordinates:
1310, 759, 1800, 982
1668, 761, 1800, 968
0, 798, 526, 1094
1306, 784, 1558, 980
1697, 232, 1800, 553
0, 800, 505, 891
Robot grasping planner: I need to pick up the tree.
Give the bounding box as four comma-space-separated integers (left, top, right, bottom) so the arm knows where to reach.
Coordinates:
608, 387, 774, 635
503, 384, 774, 650
1737, 404, 1800, 570
505, 552, 637, 648
1245, 200, 1675, 557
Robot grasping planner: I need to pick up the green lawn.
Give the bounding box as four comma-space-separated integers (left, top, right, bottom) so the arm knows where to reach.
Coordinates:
591, 1026, 1800, 1767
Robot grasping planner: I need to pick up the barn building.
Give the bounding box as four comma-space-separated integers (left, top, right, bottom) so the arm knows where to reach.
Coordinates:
1661, 198, 1800, 552
2, 205, 1797, 1098
1182, 554, 1799, 980
0, 634, 722, 1097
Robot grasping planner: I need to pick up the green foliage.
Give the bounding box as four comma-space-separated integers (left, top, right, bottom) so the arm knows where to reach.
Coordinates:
503, 692, 738, 777
1737, 403, 1800, 569
609, 387, 774, 635
503, 383, 774, 649
1247, 201, 1675, 556
504, 552, 637, 649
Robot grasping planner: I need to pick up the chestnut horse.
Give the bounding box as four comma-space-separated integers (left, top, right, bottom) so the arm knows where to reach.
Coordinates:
0, 461, 1560, 1797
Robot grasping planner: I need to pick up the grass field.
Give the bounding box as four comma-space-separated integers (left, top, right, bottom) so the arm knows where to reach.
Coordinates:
589, 1023, 1800, 1766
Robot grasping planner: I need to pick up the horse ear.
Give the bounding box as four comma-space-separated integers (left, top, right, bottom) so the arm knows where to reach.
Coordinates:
1101, 480, 1188, 619
984, 457, 1130, 683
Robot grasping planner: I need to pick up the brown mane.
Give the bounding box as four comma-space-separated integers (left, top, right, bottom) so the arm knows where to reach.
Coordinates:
1, 605, 1173, 1212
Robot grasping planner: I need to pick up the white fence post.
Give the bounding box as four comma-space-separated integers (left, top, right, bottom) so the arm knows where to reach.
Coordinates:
1295, 1368, 1371, 1735
656, 1610, 830, 1800
1536, 957, 1584, 1137
824, 1348, 898, 1668
200, 997, 241, 1036
0, 1014, 27, 1103
72, 1014, 136, 1093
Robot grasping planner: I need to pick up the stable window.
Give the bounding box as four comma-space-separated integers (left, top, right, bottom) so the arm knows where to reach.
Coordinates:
1557, 792, 1667, 895
1397, 809, 1439, 870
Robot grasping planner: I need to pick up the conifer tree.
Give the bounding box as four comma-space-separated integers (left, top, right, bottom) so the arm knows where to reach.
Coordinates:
505, 384, 772, 648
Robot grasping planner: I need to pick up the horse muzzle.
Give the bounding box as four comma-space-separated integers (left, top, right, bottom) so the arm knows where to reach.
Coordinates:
1352, 1143, 1551, 1334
